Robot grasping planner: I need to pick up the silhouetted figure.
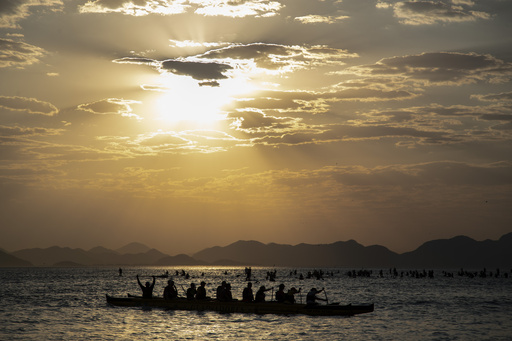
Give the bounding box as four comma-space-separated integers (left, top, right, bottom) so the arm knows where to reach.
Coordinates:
186, 283, 197, 300
225, 283, 233, 301
285, 287, 300, 303
242, 282, 254, 302
216, 281, 228, 301
276, 284, 286, 303
306, 288, 326, 306
119, 268, 122, 276
137, 275, 155, 299
255, 286, 271, 302
196, 281, 207, 300
163, 279, 178, 300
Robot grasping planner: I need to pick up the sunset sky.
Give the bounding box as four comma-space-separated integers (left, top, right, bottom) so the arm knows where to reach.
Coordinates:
1, 0, 512, 255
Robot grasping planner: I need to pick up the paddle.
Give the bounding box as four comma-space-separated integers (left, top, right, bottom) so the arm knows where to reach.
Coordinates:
323, 287, 329, 305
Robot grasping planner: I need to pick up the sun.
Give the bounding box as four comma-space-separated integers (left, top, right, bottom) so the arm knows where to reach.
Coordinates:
150, 74, 253, 126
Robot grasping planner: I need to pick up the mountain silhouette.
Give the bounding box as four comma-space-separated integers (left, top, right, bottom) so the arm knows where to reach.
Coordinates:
12, 246, 95, 266
398, 233, 512, 268
154, 254, 208, 266
3, 232, 511, 268
193, 240, 399, 267
116, 242, 151, 254
0, 249, 32, 266
89, 246, 120, 255
193, 234, 512, 268
10, 245, 168, 266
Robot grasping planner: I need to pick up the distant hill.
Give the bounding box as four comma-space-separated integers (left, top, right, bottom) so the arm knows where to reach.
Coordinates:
0, 249, 32, 267
193, 234, 512, 268
398, 233, 512, 268
193, 240, 399, 267
7, 232, 512, 268
116, 242, 151, 255
12, 246, 95, 266
154, 254, 208, 266
89, 246, 120, 256
12, 245, 174, 266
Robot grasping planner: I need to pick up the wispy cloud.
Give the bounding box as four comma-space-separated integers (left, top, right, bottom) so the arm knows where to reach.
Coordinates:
0, 96, 58, 115
77, 98, 142, 119
0, 38, 47, 68
0, 0, 62, 29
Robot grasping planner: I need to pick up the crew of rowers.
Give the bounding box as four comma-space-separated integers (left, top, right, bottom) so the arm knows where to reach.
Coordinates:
141, 275, 326, 305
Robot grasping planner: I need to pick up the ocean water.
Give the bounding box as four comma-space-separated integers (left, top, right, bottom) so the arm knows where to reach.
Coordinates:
0, 266, 511, 340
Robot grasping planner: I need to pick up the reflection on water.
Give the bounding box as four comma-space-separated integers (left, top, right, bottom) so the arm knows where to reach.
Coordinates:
1, 266, 511, 340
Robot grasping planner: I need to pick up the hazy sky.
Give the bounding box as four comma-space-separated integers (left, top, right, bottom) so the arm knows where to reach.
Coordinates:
1, 0, 512, 255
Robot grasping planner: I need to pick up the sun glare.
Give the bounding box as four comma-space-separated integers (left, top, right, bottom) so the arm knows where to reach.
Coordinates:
150, 75, 253, 126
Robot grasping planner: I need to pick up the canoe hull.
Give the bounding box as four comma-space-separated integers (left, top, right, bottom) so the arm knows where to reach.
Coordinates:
106, 295, 374, 316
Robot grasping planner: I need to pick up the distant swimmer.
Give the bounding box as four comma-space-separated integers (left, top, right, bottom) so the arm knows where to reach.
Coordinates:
137, 274, 155, 299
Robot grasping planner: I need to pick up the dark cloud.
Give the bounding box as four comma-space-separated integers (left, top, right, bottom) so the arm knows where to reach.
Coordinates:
199, 80, 220, 87
352, 52, 512, 85
161, 59, 233, 80
391, 1, 490, 25
200, 43, 356, 70
114, 43, 356, 85
113, 56, 232, 81
83, 0, 143, 10
201, 43, 296, 69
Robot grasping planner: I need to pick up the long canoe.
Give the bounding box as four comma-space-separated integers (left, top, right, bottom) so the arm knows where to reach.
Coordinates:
106, 294, 374, 316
